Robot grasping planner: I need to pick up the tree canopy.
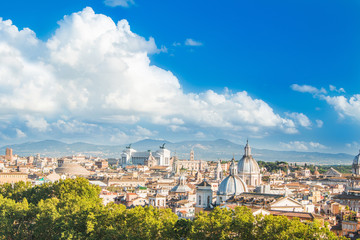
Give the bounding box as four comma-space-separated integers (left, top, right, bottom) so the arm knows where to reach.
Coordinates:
0, 178, 345, 239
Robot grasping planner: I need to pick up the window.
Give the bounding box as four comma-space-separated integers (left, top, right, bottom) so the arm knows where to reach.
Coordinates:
199, 195, 201, 205
207, 196, 210, 207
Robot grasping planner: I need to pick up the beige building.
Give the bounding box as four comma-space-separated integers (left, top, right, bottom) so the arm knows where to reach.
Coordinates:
149, 193, 166, 208
95, 160, 108, 169
269, 197, 305, 212
342, 220, 360, 237
0, 172, 28, 184
107, 177, 146, 190
175, 159, 207, 173
172, 150, 208, 175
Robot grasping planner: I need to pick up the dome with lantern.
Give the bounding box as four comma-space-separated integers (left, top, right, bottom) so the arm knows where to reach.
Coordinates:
352, 150, 360, 175
217, 158, 248, 204
237, 140, 261, 187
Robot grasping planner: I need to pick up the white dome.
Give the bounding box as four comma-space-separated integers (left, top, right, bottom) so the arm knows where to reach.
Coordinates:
238, 156, 260, 174
170, 184, 192, 193
238, 141, 260, 174
218, 175, 248, 195
170, 174, 191, 193
218, 158, 248, 195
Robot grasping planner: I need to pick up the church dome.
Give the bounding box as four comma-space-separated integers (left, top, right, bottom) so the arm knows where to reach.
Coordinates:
218, 158, 248, 195
238, 141, 260, 174
353, 150, 360, 166
170, 175, 192, 193
55, 162, 90, 176
218, 175, 248, 195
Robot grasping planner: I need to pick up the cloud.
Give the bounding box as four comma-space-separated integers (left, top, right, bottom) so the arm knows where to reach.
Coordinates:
108, 126, 156, 144
185, 38, 203, 46
131, 126, 156, 137
52, 119, 99, 134
329, 85, 345, 93
321, 94, 360, 121
280, 141, 328, 151
346, 141, 360, 150
109, 130, 130, 144
25, 116, 49, 132
291, 84, 360, 122
290, 84, 327, 95
168, 125, 188, 132
104, 0, 135, 7
315, 119, 323, 128
285, 112, 311, 128
16, 129, 26, 138
194, 131, 206, 138
0, 7, 305, 143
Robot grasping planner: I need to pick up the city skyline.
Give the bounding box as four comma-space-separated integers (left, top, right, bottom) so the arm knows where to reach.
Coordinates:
0, 0, 359, 154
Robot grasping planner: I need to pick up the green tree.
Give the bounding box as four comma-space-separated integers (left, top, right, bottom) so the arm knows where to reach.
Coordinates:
173, 218, 192, 240
191, 207, 232, 240
0, 195, 32, 240
231, 206, 255, 239
0, 179, 347, 240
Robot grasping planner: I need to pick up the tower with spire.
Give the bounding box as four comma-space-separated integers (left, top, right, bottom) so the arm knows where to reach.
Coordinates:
244, 139, 251, 156
215, 160, 223, 181
190, 149, 194, 161
230, 157, 237, 176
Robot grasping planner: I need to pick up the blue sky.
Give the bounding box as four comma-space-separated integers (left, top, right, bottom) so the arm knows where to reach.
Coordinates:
0, 0, 359, 154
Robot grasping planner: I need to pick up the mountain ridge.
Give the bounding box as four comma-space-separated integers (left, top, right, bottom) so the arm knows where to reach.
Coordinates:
0, 139, 354, 164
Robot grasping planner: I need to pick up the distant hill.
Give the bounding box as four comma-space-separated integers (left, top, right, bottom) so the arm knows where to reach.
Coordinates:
0, 139, 354, 164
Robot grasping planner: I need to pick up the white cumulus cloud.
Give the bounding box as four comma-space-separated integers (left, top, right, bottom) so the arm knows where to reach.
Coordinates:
285, 112, 311, 128
0, 7, 306, 143
25, 116, 49, 132
291, 84, 360, 122
321, 94, 360, 121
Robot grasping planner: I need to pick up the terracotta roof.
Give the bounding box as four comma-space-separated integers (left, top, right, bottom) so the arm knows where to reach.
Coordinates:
269, 210, 324, 219
150, 166, 169, 170
0, 172, 28, 175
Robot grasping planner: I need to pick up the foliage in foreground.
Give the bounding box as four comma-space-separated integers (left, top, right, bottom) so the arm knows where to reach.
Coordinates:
0, 179, 345, 239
